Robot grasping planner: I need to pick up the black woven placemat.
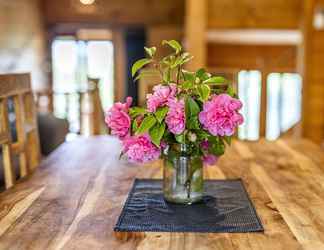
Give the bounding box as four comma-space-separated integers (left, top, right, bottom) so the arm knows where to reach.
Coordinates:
114, 179, 264, 233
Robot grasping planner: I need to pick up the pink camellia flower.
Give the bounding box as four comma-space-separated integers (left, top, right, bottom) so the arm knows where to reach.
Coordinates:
146, 84, 177, 112
165, 98, 185, 135
122, 134, 161, 163
105, 97, 132, 138
199, 94, 243, 136
203, 154, 218, 166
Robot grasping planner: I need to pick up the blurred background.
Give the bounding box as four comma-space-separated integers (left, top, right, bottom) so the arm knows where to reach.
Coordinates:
0, 0, 323, 145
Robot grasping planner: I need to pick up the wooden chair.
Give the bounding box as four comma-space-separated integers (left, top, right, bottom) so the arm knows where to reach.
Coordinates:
79, 77, 105, 135
0, 73, 41, 189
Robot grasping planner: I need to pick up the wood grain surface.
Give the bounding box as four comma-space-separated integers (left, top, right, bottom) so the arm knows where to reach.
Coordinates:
0, 136, 324, 249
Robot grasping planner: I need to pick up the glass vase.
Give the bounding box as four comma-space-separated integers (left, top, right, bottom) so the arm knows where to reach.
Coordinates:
163, 143, 204, 205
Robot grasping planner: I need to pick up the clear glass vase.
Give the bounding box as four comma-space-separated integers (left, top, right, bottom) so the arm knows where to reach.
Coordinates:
163, 143, 204, 205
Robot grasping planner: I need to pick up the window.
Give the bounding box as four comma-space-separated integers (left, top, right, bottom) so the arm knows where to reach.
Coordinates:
87, 41, 114, 109
238, 70, 262, 140
52, 38, 114, 134
266, 73, 302, 140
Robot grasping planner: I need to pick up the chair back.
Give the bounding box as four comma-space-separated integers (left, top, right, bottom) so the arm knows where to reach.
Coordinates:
79, 77, 105, 135
0, 73, 41, 189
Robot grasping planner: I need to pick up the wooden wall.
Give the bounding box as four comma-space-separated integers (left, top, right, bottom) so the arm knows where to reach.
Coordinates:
44, 0, 303, 29
43, 0, 184, 26
147, 25, 183, 56
299, 0, 324, 144
0, 0, 49, 91
207, 0, 302, 29
207, 43, 297, 72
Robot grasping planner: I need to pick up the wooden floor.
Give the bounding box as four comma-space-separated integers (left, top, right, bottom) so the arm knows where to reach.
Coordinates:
0, 136, 324, 249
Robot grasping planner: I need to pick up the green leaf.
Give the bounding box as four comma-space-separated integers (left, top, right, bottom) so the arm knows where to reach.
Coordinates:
195, 130, 210, 140
134, 69, 160, 81
203, 76, 226, 84
149, 123, 166, 147
197, 84, 211, 101
162, 130, 174, 144
182, 80, 194, 89
129, 107, 146, 118
162, 68, 172, 83
131, 58, 152, 77
144, 46, 156, 58
155, 106, 169, 123
185, 97, 201, 130
161, 55, 172, 66
185, 97, 200, 118
170, 52, 193, 68
187, 116, 200, 129
227, 86, 236, 97
195, 68, 210, 81
132, 119, 138, 133
175, 133, 186, 144
162, 40, 182, 54
180, 52, 194, 64
136, 115, 156, 135
223, 136, 232, 146
182, 70, 195, 82
209, 140, 225, 156
170, 56, 182, 69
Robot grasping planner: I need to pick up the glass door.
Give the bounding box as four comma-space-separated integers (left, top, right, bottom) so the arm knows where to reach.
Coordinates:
52, 37, 114, 134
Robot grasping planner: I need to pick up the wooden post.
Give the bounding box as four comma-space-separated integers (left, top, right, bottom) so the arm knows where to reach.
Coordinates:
299, 0, 324, 143
113, 29, 126, 102
184, 0, 207, 71
260, 69, 268, 138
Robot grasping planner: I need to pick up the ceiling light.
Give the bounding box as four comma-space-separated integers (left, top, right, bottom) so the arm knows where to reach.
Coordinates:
80, 0, 95, 5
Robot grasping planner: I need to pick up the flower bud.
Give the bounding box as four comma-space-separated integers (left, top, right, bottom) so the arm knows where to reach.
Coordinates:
188, 132, 197, 142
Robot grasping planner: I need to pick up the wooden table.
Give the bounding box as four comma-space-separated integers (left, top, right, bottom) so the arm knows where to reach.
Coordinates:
1, 136, 324, 250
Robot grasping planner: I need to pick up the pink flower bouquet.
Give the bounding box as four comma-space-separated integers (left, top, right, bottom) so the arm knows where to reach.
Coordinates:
105, 40, 243, 166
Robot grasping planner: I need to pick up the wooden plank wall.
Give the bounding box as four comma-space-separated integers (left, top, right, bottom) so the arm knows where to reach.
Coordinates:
147, 26, 183, 57
299, 0, 324, 144
43, 0, 184, 26
44, 0, 302, 29
207, 0, 302, 29
207, 44, 297, 72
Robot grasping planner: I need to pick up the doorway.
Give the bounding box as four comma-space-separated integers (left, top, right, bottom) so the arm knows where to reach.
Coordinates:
51, 37, 114, 134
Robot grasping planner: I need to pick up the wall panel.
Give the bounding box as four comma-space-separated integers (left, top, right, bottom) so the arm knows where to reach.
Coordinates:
0, 0, 48, 90
208, 0, 301, 29
44, 0, 184, 26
